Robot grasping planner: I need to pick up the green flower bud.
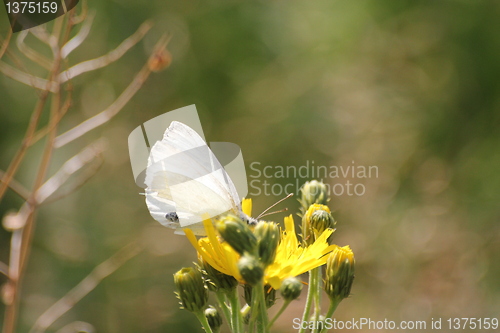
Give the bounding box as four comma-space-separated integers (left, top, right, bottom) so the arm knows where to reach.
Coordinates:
205, 306, 223, 332
254, 221, 280, 267
302, 204, 333, 245
174, 267, 208, 313
299, 180, 329, 214
324, 246, 355, 301
280, 277, 303, 301
309, 209, 336, 235
237, 254, 264, 286
200, 258, 238, 292
216, 214, 257, 255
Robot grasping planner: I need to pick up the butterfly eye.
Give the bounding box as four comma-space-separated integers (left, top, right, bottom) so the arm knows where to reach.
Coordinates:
165, 212, 179, 223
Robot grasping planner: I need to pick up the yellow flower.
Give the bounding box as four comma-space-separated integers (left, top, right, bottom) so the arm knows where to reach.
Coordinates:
184, 199, 337, 290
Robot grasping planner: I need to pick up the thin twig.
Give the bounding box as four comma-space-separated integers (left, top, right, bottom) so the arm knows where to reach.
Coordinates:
58, 21, 152, 83
31, 91, 73, 145
55, 321, 95, 333
0, 261, 9, 277
2, 14, 72, 333
35, 139, 107, 203
0, 61, 58, 92
54, 33, 169, 148
29, 242, 143, 333
17, 31, 53, 70
69, 0, 88, 25
0, 29, 13, 60
61, 11, 95, 58
0, 170, 30, 200
44, 155, 103, 205
30, 26, 59, 55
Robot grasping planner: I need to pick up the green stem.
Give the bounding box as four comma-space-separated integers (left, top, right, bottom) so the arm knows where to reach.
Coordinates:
311, 267, 322, 333
319, 299, 340, 333
268, 300, 291, 328
195, 310, 214, 333
227, 288, 243, 333
252, 282, 269, 333
299, 269, 319, 333
215, 291, 232, 330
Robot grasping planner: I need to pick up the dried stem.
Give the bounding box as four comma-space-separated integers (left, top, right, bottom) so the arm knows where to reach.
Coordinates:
29, 242, 142, 333
0, 170, 30, 200
1, 5, 162, 333
0, 261, 9, 277
54, 33, 170, 148
0, 29, 13, 60
61, 11, 95, 58
35, 139, 107, 203
55, 321, 95, 333
17, 31, 53, 70
58, 21, 152, 83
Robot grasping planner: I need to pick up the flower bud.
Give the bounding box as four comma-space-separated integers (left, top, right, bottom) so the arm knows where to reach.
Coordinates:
299, 180, 329, 214
217, 214, 257, 255
200, 258, 238, 292
237, 254, 264, 286
309, 208, 336, 235
302, 204, 333, 245
280, 277, 303, 301
205, 306, 223, 332
254, 221, 280, 267
174, 267, 208, 313
148, 48, 172, 72
324, 246, 355, 301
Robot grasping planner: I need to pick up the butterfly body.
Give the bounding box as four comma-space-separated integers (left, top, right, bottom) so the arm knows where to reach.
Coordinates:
145, 121, 244, 235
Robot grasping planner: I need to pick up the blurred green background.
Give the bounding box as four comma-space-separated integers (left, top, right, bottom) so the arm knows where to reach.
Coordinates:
1, 0, 499, 332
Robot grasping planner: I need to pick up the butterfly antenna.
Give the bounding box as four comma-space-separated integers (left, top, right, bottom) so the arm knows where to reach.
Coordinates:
257, 193, 294, 219
258, 208, 289, 218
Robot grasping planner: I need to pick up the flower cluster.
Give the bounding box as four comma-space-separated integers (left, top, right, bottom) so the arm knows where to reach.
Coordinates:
173, 180, 355, 333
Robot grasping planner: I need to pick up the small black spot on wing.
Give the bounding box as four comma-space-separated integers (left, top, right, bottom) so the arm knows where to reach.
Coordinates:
165, 212, 179, 223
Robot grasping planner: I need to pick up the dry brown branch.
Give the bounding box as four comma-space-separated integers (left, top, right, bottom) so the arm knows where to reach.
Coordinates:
35, 139, 107, 203
61, 11, 95, 59
0, 170, 30, 200
2, 8, 165, 333
2, 14, 74, 333
17, 31, 53, 70
58, 21, 152, 83
43, 155, 103, 205
0, 261, 8, 277
29, 242, 143, 333
69, 0, 88, 25
0, 29, 13, 60
54, 34, 169, 148
0, 61, 58, 92
31, 93, 73, 145
55, 321, 95, 333
30, 26, 59, 55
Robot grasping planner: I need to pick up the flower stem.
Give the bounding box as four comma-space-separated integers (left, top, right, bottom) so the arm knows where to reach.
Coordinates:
299, 268, 319, 333
227, 288, 243, 333
194, 310, 214, 333
268, 300, 291, 328
215, 291, 232, 330
319, 299, 340, 333
311, 267, 322, 333
251, 282, 269, 333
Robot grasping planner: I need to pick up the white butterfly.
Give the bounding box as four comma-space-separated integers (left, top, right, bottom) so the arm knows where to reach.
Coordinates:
145, 121, 256, 235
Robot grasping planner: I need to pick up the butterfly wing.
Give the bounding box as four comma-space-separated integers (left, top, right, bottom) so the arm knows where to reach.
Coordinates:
145, 121, 240, 234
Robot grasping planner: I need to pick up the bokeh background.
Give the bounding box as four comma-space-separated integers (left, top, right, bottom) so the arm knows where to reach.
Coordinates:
1, 0, 500, 332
